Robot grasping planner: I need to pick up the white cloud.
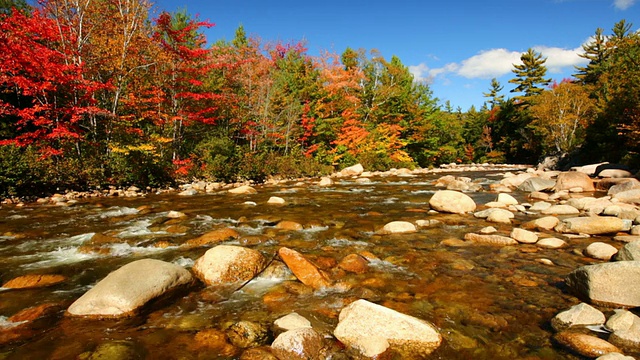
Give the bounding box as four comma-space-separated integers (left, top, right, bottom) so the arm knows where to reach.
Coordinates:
614, 0, 636, 10
532, 45, 588, 73
456, 48, 521, 79
410, 45, 588, 82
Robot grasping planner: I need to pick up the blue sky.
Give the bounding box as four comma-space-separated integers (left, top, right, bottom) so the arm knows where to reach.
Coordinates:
153, 0, 639, 110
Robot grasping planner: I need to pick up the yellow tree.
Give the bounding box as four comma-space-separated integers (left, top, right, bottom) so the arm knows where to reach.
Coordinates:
530, 81, 596, 153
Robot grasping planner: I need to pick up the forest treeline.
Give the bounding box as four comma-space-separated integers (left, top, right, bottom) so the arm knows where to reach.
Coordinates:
1, 0, 639, 198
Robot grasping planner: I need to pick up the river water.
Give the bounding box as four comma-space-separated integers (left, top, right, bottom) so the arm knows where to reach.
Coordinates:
0, 169, 618, 359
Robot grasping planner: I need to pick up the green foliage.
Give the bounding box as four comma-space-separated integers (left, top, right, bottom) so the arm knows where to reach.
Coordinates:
509, 48, 551, 105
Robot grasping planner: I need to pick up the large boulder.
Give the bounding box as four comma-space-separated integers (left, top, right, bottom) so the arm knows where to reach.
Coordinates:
555, 216, 626, 235
271, 328, 324, 360
612, 189, 640, 205
555, 172, 596, 192
338, 163, 364, 177
429, 190, 476, 214
571, 162, 608, 176
193, 245, 267, 287
333, 299, 441, 358
607, 179, 640, 196
615, 241, 640, 261
67, 259, 193, 318
566, 261, 640, 307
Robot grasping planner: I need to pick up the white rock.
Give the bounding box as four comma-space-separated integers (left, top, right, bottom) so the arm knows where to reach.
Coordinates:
510, 228, 538, 244
267, 196, 286, 204
497, 193, 518, 205
536, 237, 567, 249
274, 312, 312, 331
334, 299, 441, 358
551, 302, 606, 331
429, 190, 476, 214
228, 185, 257, 194
192, 245, 266, 287
541, 205, 580, 215
318, 177, 333, 186
584, 242, 619, 261
381, 221, 417, 234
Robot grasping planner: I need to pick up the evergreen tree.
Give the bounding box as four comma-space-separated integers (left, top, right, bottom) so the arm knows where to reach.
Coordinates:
483, 78, 504, 109
574, 28, 607, 85
232, 24, 248, 48
0, 0, 29, 15
509, 48, 551, 105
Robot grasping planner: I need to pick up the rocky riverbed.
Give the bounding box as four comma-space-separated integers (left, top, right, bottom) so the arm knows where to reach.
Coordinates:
0, 163, 639, 359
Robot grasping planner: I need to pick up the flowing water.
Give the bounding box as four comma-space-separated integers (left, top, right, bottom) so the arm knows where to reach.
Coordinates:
0, 169, 622, 359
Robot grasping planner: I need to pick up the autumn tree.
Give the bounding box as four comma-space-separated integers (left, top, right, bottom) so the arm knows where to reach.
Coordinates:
530, 81, 596, 154
509, 48, 551, 105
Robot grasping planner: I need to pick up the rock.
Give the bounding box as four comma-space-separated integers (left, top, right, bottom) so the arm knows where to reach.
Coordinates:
333, 299, 441, 358
338, 254, 369, 274
184, 228, 240, 248
550, 302, 606, 331
596, 353, 636, 360
510, 228, 538, 244
474, 208, 514, 219
616, 241, 640, 261
536, 237, 567, 249
2, 274, 66, 289
240, 347, 278, 360
0, 303, 64, 345
274, 312, 312, 332
606, 309, 638, 333
518, 177, 556, 192
595, 164, 633, 178
317, 177, 333, 186
193, 245, 266, 288
228, 185, 257, 195
67, 259, 193, 317
226, 320, 270, 348
178, 189, 198, 196
355, 177, 371, 184
86, 341, 141, 360
380, 221, 417, 234
267, 196, 286, 205
554, 332, 620, 358
566, 261, 640, 307
608, 179, 640, 196
429, 190, 476, 214
193, 328, 236, 355
529, 201, 552, 212
609, 319, 640, 351
479, 226, 497, 234
555, 216, 626, 235
275, 220, 303, 231
339, 163, 364, 177
501, 172, 534, 188
541, 204, 580, 215
464, 233, 518, 246
486, 210, 514, 224
555, 172, 596, 192
278, 247, 331, 289
584, 242, 618, 261
572, 162, 609, 176
613, 189, 640, 205
271, 328, 324, 360
166, 210, 186, 219
485, 201, 507, 208
415, 219, 441, 228
524, 216, 560, 231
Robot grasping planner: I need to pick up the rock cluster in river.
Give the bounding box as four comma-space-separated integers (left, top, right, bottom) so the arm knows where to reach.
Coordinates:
4, 162, 640, 358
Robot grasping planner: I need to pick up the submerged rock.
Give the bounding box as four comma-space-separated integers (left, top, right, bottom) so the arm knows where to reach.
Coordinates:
566, 261, 640, 307
67, 259, 193, 318
333, 299, 441, 358
2, 274, 66, 289
464, 233, 518, 246
184, 228, 240, 248
278, 247, 332, 290
429, 190, 476, 214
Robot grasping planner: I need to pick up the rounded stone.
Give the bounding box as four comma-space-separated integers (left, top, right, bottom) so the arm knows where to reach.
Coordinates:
429, 190, 476, 214
584, 242, 619, 261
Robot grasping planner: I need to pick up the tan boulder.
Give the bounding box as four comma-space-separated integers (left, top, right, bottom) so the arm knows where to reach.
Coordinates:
278, 247, 331, 289
228, 185, 257, 194
554, 332, 620, 358
429, 190, 476, 214
555, 172, 596, 192
555, 216, 626, 235
193, 245, 267, 287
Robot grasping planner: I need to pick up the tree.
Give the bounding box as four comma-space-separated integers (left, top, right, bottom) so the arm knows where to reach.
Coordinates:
483, 78, 504, 109
0, 9, 102, 156
530, 81, 596, 154
0, 0, 29, 15
574, 28, 607, 86
509, 48, 551, 105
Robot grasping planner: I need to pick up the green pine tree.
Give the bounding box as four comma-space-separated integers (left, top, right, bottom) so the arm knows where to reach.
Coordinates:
483, 78, 504, 109
509, 48, 551, 105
